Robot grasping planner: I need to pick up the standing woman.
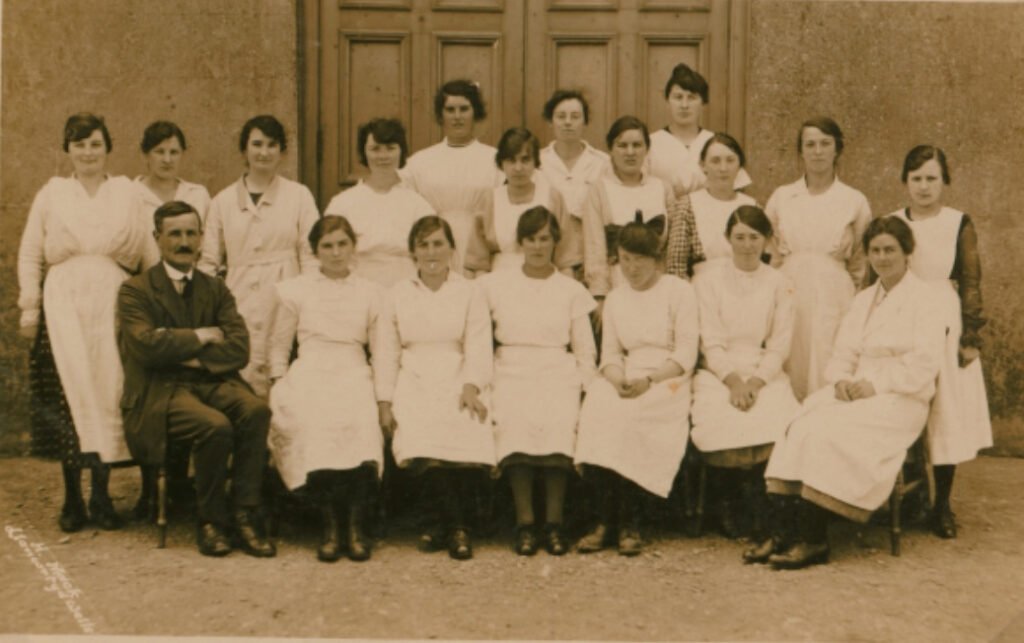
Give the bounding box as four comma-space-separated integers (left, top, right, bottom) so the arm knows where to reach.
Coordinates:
200, 115, 320, 397
756, 217, 945, 568
766, 117, 871, 401
267, 216, 383, 562
582, 116, 684, 301
538, 90, 610, 276
135, 121, 211, 268
646, 63, 752, 199
403, 79, 502, 270
667, 133, 756, 279
18, 113, 145, 531
479, 207, 597, 556
375, 216, 496, 561
574, 216, 699, 555
690, 206, 799, 542
464, 127, 579, 274
891, 146, 992, 538
323, 118, 435, 287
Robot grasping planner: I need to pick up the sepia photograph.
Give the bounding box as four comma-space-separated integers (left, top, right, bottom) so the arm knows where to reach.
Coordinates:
1, 0, 1022, 641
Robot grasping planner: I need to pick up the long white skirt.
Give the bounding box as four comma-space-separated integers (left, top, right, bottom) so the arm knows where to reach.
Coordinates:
765, 386, 928, 522
492, 346, 583, 464
44, 255, 131, 463
391, 343, 496, 467
690, 369, 800, 454
574, 350, 690, 498
780, 253, 856, 401
269, 343, 383, 490
926, 284, 993, 465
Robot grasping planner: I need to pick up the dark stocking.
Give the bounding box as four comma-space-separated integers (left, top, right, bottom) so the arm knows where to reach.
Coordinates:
934, 464, 956, 511
796, 499, 830, 545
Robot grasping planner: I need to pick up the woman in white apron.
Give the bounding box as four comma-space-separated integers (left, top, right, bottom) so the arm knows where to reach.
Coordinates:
766, 117, 872, 401
324, 118, 435, 288
645, 62, 752, 199
376, 216, 495, 561
755, 217, 945, 569
538, 90, 610, 279
575, 215, 699, 556
200, 115, 321, 397
267, 216, 384, 562
891, 145, 992, 539
666, 132, 755, 280
464, 127, 578, 275
691, 206, 799, 542
479, 207, 597, 556
18, 113, 146, 532
402, 80, 502, 272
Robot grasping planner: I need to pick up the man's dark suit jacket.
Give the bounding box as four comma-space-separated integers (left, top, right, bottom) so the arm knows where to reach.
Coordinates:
117, 264, 251, 466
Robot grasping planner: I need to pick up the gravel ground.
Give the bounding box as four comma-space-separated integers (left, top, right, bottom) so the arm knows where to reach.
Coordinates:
1, 455, 1022, 641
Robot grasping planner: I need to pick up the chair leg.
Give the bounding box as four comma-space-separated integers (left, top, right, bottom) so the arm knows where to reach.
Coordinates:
890, 470, 903, 557
695, 463, 708, 536
157, 465, 168, 549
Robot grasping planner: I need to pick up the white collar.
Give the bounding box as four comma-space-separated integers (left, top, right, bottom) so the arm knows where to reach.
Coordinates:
163, 261, 194, 282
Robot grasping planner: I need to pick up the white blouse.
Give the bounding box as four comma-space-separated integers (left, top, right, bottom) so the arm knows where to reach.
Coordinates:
647, 128, 753, 198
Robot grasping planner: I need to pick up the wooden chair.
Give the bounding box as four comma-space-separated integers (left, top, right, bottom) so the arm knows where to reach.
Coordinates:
887, 433, 935, 556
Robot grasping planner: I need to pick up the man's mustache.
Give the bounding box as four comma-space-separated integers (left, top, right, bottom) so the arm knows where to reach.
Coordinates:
175, 247, 193, 254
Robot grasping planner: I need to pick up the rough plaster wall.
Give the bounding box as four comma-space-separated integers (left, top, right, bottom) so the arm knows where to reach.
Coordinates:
745, 1, 1024, 452
0, 0, 299, 452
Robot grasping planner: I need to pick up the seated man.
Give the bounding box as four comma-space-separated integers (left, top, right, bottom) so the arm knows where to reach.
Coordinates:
117, 200, 274, 558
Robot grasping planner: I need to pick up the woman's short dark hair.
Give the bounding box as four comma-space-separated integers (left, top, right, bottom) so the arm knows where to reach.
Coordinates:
63, 112, 112, 152
725, 205, 773, 239
542, 89, 590, 124
605, 115, 650, 150
863, 215, 915, 255
154, 200, 200, 233
141, 121, 187, 154
495, 127, 541, 169
308, 215, 356, 253
700, 132, 746, 168
797, 116, 844, 157
240, 114, 287, 152
516, 206, 562, 245
356, 118, 409, 168
902, 145, 950, 184
408, 215, 455, 253
663, 63, 709, 103
434, 79, 487, 124
618, 214, 664, 260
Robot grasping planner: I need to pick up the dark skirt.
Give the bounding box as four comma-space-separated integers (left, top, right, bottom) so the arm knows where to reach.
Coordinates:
28, 312, 100, 468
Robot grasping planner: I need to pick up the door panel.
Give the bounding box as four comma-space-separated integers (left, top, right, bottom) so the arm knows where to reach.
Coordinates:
315, 0, 744, 204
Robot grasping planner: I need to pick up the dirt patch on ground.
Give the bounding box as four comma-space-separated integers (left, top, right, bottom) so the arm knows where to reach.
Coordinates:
1, 455, 1022, 641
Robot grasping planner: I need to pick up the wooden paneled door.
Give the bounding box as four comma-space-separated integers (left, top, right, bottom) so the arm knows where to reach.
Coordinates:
304, 0, 747, 204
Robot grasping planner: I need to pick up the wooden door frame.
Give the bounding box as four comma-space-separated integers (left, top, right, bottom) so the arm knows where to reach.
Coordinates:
297, 0, 749, 205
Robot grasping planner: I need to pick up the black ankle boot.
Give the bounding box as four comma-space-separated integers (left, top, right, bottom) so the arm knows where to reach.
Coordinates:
348, 503, 371, 562
318, 504, 343, 562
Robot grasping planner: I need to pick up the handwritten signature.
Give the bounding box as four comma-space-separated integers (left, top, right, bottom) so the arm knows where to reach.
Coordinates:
5, 524, 96, 633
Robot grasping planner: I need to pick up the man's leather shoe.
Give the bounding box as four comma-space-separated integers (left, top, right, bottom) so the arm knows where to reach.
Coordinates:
233, 509, 276, 558
544, 523, 568, 556
931, 506, 957, 539
576, 523, 610, 553
617, 527, 643, 557
449, 527, 473, 560
769, 542, 829, 570
197, 523, 231, 557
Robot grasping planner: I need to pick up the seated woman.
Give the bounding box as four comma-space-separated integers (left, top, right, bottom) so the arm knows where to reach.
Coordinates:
478, 207, 597, 556
267, 216, 384, 563
754, 216, 945, 569
375, 216, 495, 561
667, 133, 756, 280
464, 127, 578, 275
690, 206, 799, 540
324, 118, 435, 287
574, 215, 699, 556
